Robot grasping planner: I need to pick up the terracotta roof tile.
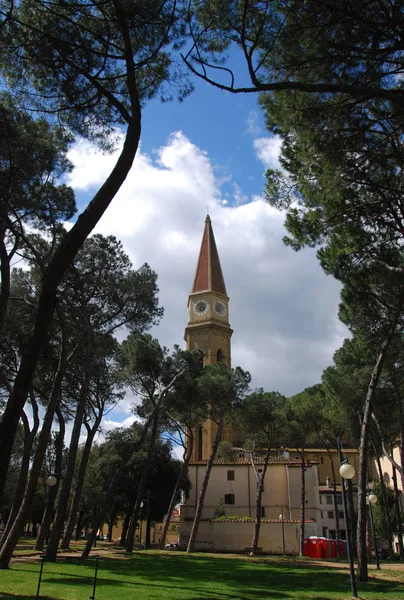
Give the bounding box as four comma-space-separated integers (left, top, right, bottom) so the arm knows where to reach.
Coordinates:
192, 216, 227, 296
189, 457, 317, 466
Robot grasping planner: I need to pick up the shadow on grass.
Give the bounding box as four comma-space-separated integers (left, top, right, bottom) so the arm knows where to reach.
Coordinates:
98, 553, 404, 598
0, 595, 55, 600
10, 553, 404, 600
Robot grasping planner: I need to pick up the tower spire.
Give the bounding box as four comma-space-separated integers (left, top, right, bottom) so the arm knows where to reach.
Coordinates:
192, 215, 227, 296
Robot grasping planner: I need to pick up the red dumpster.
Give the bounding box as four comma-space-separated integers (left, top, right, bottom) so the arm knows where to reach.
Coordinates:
328, 539, 337, 558
327, 539, 345, 558
303, 537, 322, 558
319, 537, 328, 558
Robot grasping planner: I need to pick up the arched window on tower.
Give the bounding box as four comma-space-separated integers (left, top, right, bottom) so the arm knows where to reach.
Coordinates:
216, 349, 223, 363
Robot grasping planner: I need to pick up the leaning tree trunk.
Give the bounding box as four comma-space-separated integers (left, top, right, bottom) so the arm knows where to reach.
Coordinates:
0, 113, 141, 508
61, 409, 103, 549
356, 292, 404, 582
392, 464, 404, 560
35, 407, 65, 551
187, 415, 224, 553
159, 432, 193, 550
46, 363, 92, 561
251, 445, 271, 554
0, 330, 68, 569
0, 397, 39, 548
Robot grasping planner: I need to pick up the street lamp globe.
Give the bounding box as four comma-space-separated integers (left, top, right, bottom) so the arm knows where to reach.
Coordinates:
339, 462, 355, 480
46, 475, 57, 487
279, 514, 284, 520
368, 493, 377, 505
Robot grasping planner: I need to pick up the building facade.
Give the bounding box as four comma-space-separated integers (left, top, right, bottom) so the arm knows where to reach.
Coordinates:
180, 216, 357, 553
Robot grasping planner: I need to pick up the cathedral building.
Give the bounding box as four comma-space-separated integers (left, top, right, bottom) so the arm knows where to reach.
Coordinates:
179, 216, 358, 553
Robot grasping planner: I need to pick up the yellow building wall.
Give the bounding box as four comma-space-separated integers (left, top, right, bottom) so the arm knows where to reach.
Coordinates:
182, 462, 318, 522
179, 519, 318, 554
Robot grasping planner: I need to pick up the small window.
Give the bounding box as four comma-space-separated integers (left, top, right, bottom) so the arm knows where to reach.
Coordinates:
340, 529, 346, 540
224, 494, 235, 505
326, 495, 333, 505
320, 457, 324, 464
261, 507, 266, 518
227, 470, 235, 481
337, 496, 342, 505
322, 527, 328, 537
327, 511, 334, 519
320, 496, 323, 505
217, 349, 223, 362
329, 529, 336, 540
339, 511, 344, 519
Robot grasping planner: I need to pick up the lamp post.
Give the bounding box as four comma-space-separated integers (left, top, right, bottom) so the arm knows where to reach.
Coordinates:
46, 475, 58, 488
367, 492, 380, 570
139, 501, 144, 547
139, 498, 147, 547
337, 437, 357, 599
279, 510, 286, 555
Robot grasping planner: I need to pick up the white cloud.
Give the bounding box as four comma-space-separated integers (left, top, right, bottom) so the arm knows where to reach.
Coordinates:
246, 111, 261, 135
253, 135, 283, 170
66, 130, 348, 413
66, 134, 126, 190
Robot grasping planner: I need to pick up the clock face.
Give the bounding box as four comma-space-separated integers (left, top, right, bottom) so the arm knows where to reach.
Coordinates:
214, 300, 227, 317
193, 299, 208, 316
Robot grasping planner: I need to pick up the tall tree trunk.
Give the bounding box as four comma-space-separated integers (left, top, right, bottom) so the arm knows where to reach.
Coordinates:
356, 291, 404, 582
145, 513, 152, 549
76, 510, 85, 541
0, 206, 11, 336
187, 415, 224, 553
61, 410, 103, 549
119, 511, 131, 547
125, 408, 160, 553
46, 367, 92, 560
35, 407, 65, 551
0, 328, 68, 569
81, 409, 156, 559
0, 396, 39, 549
299, 449, 306, 557
391, 463, 404, 560
108, 513, 116, 543
159, 433, 193, 550
0, 116, 141, 507
251, 445, 271, 554
372, 442, 394, 559
328, 450, 341, 558
393, 382, 404, 493
347, 479, 357, 558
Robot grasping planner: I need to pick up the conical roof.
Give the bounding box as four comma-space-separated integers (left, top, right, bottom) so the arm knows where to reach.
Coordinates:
192, 215, 227, 296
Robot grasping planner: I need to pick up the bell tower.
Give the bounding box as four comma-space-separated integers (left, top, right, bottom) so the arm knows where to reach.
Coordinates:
185, 215, 233, 460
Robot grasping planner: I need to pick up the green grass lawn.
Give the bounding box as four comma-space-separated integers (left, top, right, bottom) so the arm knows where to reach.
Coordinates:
0, 551, 403, 600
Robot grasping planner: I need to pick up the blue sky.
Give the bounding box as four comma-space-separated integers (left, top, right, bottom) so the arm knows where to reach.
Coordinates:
65, 65, 348, 443
142, 82, 268, 199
